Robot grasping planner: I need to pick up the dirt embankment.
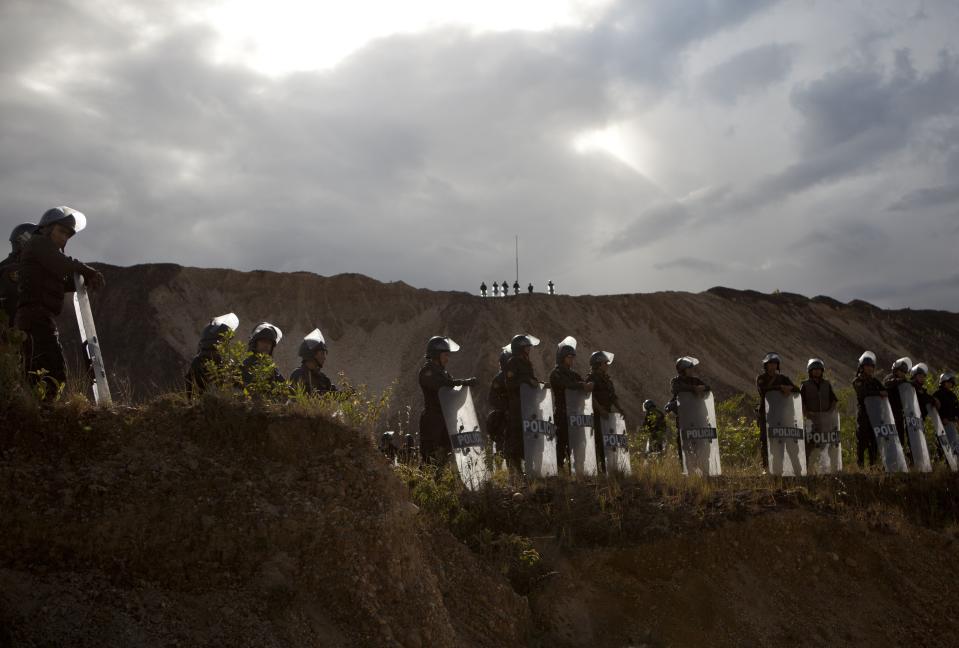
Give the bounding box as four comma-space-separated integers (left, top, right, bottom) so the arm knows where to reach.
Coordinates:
62, 264, 959, 420
0, 400, 529, 647
3, 397, 959, 647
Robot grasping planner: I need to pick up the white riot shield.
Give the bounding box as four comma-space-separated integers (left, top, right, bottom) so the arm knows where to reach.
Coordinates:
928, 406, 959, 472
520, 383, 558, 478
898, 383, 931, 472
676, 392, 721, 477
804, 410, 842, 475
73, 273, 112, 406
438, 386, 491, 490
765, 392, 807, 477
599, 413, 631, 476
864, 396, 908, 473
565, 391, 597, 477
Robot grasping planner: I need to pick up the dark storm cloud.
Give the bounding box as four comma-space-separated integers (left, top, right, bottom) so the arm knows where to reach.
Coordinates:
887, 183, 959, 211
700, 43, 796, 104
0, 0, 956, 309
731, 49, 959, 211
653, 257, 727, 273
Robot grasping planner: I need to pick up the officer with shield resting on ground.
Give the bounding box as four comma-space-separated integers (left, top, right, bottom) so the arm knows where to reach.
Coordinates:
908, 363, 939, 418
882, 357, 913, 458
1, 222, 36, 327
641, 400, 669, 456
486, 348, 511, 455
549, 337, 594, 471
15, 207, 105, 399
755, 352, 799, 471
852, 351, 886, 468
504, 334, 541, 475
800, 358, 839, 461
418, 336, 478, 465
290, 329, 337, 395
934, 372, 958, 426
587, 350, 620, 474
666, 356, 711, 467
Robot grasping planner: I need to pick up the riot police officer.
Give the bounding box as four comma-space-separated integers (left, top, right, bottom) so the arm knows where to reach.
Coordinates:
504, 334, 541, 474
16, 207, 104, 398
934, 372, 959, 427
800, 358, 839, 460
242, 322, 285, 386
642, 399, 669, 455
667, 356, 710, 467
1, 222, 36, 325
883, 357, 912, 454
290, 328, 337, 395
418, 336, 477, 465
756, 352, 798, 470
185, 312, 239, 396
548, 336, 593, 470
587, 350, 619, 473
852, 351, 886, 467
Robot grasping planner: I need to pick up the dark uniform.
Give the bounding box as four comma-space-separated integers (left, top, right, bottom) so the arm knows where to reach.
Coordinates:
587, 369, 621, 473
669, 375, 711, 467
418, 359, 471, 464
185, 345, 221, 395
933, 386, 959, 423
549, 364, 588, 468
642, 407, 669, 454
913, 380, 937, 419
290, 366, 336, 395
800, 376, 838, 458
504, 354, 539, 473
852, 373, 885, 466
756, 372, 798, 469
486, 369, 509, 449
242, 354, 285, 386
0, 251, 21, 326
882, 373, 909, 452
16, 234, 97, 393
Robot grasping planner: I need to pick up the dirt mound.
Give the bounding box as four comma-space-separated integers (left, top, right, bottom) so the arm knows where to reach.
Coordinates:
0, 400, 529, 647
59, 264, 959, 422
3, 398, 959, 647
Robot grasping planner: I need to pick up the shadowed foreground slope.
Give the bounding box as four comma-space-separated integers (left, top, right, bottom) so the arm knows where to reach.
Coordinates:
3, 397, 959, 647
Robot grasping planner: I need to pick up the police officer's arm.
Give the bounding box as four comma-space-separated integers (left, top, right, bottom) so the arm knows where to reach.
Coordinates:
828, 383, 839, 410
34, 238, 104, 290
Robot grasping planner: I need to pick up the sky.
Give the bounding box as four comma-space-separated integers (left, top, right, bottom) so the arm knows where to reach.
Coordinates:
1, 0, 958, 309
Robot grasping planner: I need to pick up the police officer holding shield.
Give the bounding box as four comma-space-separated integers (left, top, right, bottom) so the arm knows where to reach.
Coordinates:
486, 348, 512, 453
587, 350, 619, 473
800, 358, 839, 460
934, 372, 959, 426
16, 207, 105, 397
549, 337, 593, 470
504, 334, 541, 474
883, 357, 912, 454
667, 356, 711, 467
756, 352, 798, 470
852, 351, 886, 467
418, 336, 478, 465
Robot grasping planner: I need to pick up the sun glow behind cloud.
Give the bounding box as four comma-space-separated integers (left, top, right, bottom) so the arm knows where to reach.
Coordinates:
197, 0, 613, 75
572, 124, 655, 178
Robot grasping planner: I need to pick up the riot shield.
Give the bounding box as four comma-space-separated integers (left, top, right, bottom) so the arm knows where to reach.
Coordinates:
765, 392, 806, 477
599, 413, 631, 476
804, 410, 842, 474
73, 273, 112, 406
565, 390, 597, 477
520, 383, 558, 478
438, 385, 490, 490
927, 405, 958, 472
864, 396, 908, 473
898, 383, 931, 472
676, 392, 722, 477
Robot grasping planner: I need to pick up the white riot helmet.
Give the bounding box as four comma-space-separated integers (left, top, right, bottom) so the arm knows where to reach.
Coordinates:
198, 312, 239, 352
248, 322, 283, 353
509, 334, 540, 355
909, 362, 929, 379
858, 351, 877, 369
426, 336, 460, 359
590, 350, 614, 367
676, 356, 699, 371
941, 371, 957, 386
298, 328, 328, 359
762, 352, 782, 367
807, 358, 825, 373
38, 206, 87, 234
556, 336, 577, 364
891, 357, 912, 374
